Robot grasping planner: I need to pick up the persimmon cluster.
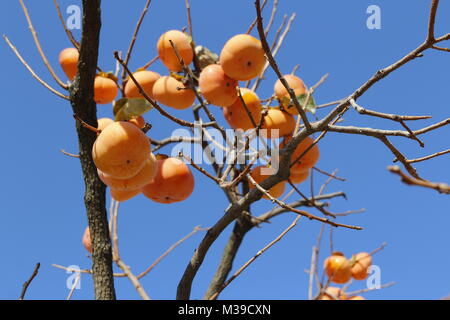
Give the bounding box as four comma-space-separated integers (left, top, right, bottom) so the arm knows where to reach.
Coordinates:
59, 30, 321, 254
319, 251, 374, 300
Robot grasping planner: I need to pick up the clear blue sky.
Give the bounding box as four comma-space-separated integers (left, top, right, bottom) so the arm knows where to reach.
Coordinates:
1, 0, 449, 300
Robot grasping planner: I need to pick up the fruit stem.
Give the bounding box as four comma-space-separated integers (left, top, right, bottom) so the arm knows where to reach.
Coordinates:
73, 114, 101, 134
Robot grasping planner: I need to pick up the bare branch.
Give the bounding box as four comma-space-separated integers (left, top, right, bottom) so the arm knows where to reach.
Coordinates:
407, 149, 450, 164
209, 216, 301, 300
3, 35, 69, 100
53, 0, 79, 49
110, 200, 151, 300
121, 0, 152, 81
19, 263, 40, 300
138, 226, 208, 279
388, 165, 450, 194
255, 1, 311, 131
247, 174, 362, 230
18, 0, 67, 89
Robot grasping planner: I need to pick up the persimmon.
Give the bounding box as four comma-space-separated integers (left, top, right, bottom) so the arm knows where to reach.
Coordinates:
82, 226, 92, 254
324, 252, 352, 284
124, 70, 160, 99
280, 136, 320, 174
98, 153, 157, 191
59, 47, 79, 81
157, 30, 193, 72
198, 64, 238, 107
97, 117, 114, 131
318, 287, 347, 300
351, 252, 373, 280
94, 75, 118, 104
220, 34, 266, 81
142, 157, 195, 203
92, 121, 150, 179
289, 169, 309, 184
248, 166, 285, 199
274, 74, 307, 115
129, 116, 146, 129
261, 108, 296, 138
348, 295, 365, 300
152, 76, 195, 110
110, 188, 141, 202
223, 88, 262, 131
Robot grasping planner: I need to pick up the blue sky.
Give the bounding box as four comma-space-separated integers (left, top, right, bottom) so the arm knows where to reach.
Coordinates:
0, 0, 449, 300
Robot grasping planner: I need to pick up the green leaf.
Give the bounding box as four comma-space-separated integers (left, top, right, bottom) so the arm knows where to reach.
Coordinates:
281, 93, 317, 115
113, 98, 153, 121
296, 93, 317, 114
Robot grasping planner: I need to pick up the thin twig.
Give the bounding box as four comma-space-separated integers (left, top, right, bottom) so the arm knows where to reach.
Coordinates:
247, 174, 362, 230
137, 226, 208, 279
53, 0, 79, 49
19, 263, 40, 300
60, 149, 80, 158
121, 0, 152, 81
209, 215, 301, 299
111, 200, 151, 300
407, 149, 450, 164
346, 281, 396, 297
388, 165, 450, 194
142, 55, 159, 69
313, 167, 346, 182
3, 35, 69, 100
255, 1, 311, 131
66, 273, 80, 300
19, 0, 67, 89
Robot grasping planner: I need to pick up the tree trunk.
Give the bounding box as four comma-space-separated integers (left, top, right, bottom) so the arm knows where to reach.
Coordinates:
69, 0, 116, 300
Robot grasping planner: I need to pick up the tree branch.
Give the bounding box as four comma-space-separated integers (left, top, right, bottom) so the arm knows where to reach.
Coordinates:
69, 0, 116, 300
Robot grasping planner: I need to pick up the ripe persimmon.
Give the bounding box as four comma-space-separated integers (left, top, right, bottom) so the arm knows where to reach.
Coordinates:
92, 121, 150, 179
82, 226, 92, 254
248, 166, 285, 199
110, 188, 141, 202
223, 88, 262, 131
280, 136, 320, 174
324, 252, 352, 284
98, 153, 157, 191
348, 296, 365, 300
124, 70, 160, 99
142, 157, 195, 203
289, 169, 309, 184
152, 76, 195, 110
129, 116, 146, 129
94, 75, 118, 104
220, 34, 266, 81
351, 252, 372, 280
59, 47, 79, 81
157, 30, 193, 72
274, 74, 307, 115
198, 64, 238, 107
261, 108, 296, 138
318, 287, 347, 300
97, 117, 114, 131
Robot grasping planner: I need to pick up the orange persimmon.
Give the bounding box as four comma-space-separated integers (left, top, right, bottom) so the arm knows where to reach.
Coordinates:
157, 30, 193, 72
142, 157, 195, 203
92, 121, 150, 179
198, 64, 238, 107
220, 34, 266, 81
152, 76, 195, 110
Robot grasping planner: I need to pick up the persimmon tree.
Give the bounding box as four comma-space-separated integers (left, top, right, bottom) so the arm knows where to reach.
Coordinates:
7, 0, 449, 300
